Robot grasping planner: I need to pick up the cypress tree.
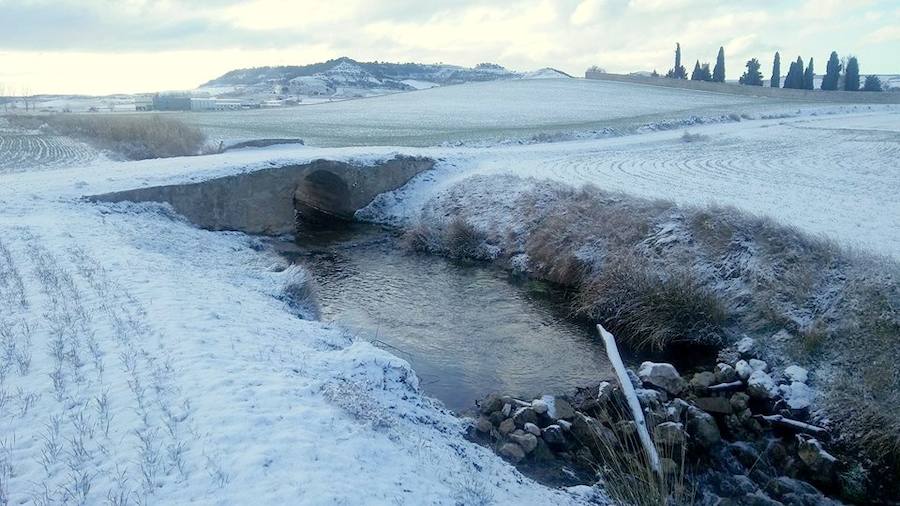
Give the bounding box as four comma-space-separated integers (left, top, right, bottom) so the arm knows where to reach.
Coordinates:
771, 52, 781, 88
844, 56, 860, 91
700, 63, 712, 81
712, 46, 726, 82
691, 60, 703, 80
783, 61, 798, 89
738, 58, 764, 86
822, 51, 841, 90
863, 75, 882, 92
795, 57, 805, 89
673, 43, 687, 79
803, 58, 815, 90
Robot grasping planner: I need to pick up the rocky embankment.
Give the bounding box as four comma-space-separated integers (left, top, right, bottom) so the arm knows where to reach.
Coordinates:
469, 337, 857, 505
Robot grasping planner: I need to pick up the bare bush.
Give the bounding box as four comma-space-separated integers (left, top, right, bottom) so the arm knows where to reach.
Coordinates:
401, 221, 440, 253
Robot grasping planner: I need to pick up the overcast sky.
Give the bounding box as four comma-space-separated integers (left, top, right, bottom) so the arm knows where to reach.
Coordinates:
1, 0, 898, 95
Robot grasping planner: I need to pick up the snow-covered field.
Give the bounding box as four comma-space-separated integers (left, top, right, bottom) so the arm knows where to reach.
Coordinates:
175, 78, 843, 147
0, 118, 102, 173
2, 79, 898, 504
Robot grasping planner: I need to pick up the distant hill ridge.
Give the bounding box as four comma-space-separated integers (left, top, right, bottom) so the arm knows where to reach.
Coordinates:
203, 57, 528, 87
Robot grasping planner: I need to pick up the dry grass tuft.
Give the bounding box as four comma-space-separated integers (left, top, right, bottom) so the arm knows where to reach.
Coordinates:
443, 217, 487, 259
582, 401, 693, 506
577, 254, 727, 350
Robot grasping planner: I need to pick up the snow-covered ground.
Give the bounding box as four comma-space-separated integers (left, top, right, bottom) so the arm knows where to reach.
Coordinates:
0, 150, 598, 504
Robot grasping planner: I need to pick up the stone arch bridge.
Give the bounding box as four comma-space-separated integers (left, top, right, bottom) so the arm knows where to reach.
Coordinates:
91, 155, 434, 235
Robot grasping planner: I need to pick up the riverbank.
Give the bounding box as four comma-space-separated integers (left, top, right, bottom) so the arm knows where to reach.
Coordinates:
361, 173, 900, 502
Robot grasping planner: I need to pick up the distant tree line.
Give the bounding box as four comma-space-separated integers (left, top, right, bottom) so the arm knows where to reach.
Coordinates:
659, 44, 884, 92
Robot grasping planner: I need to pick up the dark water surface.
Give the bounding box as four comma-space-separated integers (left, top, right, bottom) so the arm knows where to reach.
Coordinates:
282, 224, 615, 412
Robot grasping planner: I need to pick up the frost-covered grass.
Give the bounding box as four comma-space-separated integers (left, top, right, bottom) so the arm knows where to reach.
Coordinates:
385, 173, 900, 482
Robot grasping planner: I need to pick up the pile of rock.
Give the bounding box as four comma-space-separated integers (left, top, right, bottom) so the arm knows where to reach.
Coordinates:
471, 393, 579, 466
470, 337, 851, 504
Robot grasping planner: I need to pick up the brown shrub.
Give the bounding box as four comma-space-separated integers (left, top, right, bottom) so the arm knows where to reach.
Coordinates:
576, 254, 727, 350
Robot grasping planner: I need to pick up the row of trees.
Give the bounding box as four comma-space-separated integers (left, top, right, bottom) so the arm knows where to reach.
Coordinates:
661, 44, 884, 92
662, 43, 726, 83
764, 51, 881, 91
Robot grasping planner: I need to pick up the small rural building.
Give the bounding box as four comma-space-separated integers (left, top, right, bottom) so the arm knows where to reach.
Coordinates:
153, 93, 192, 111
190, 97, 217, 111
190, 98, 244, 111
214, 99, 243, 111
134, 95, 154, 111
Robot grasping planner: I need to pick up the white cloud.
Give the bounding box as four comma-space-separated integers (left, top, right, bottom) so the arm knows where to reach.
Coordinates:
864, 25, 900, 44
0, 0, 897, 94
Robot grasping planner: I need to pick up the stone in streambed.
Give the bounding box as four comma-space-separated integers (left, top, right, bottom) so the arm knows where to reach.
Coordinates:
716, 363, 738, 383
509, 431, 538, 453
524, 422, 541, 436
638, 361, 685, 395
747, 371, 777, 399
480, 393, 503, 414
694, 396, 734, 414
542, 424, 566, 446
499, 442, 525, 463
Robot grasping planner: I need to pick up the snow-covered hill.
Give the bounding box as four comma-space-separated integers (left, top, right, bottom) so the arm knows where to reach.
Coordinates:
200, 57, 570, 100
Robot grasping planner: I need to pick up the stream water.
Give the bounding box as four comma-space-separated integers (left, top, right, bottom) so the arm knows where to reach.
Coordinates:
281, 224, 617, 412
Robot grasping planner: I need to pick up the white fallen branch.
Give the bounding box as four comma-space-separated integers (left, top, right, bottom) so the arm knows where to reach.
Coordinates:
707, 380, 744, 393
596, 323, 661, 476
755, 414, 829, 438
